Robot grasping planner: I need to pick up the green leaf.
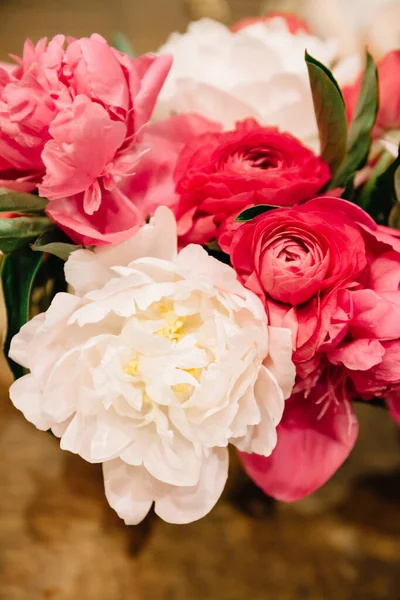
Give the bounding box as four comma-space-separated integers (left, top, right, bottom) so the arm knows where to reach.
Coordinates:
111, 33, 136, 57
31, 228, 82, 261
0, 189, 48, 213
389, 203, 400, 229
363, 149, 400, 223
395, 162, 400, 201
236, 204, 278, 222
341, 173, 356, 201
306, 52, 348, 178
2, 247, 44, 379
332, 53, 379, 188
0, 216, 55, 254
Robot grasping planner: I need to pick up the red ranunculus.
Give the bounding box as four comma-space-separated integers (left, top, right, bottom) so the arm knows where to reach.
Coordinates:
174, 119, 330, 245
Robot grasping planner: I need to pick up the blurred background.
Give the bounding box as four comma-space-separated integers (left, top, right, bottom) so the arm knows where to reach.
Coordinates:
0, 1, 400, 599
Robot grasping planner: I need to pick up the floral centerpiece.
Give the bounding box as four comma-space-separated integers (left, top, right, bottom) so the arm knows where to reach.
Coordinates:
1, 13, 400, 524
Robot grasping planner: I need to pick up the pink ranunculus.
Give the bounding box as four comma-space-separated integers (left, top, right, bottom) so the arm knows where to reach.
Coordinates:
173, 119, 330, 246
228, 197, 369, 367
228, 196, 400, 500
0, 34, 172, 245
232, 197, 400, 501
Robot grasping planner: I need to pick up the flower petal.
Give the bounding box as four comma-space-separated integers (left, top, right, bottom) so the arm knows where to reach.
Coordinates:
154, 447, 229, 524
239, 392, 358, 502
103, 460, 153, 525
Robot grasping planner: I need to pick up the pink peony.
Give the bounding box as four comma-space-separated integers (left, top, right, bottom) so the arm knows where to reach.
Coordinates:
0, 35, 172, 245
228, 197, 400, 501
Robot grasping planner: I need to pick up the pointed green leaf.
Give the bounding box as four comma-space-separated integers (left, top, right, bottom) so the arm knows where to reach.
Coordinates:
31, 228, 82, 261
332, 53, 379, 187
2, 248, 44, 379
0, 216, 55, 253
0, 189, 48, 213
236, 204, 278, 222
306, 51, 348, 177
362, 149, 400, 223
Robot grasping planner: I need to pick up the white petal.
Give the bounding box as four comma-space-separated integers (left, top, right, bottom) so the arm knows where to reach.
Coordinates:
64, 249, 112, 296
143, 436, 202, 487
154, 447, 229, 524
9, 313, 45, 368
264, 326, 295, 400
60, 412, 131, 463
234, 365, 284, 456
103, 460, 153, 525
164, 79, 261, 129
51, 418, 73, 438
9, 374, 52, 431
65, 207, 177, 295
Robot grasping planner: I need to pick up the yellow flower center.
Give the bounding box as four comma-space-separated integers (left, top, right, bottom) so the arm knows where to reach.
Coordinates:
155, 304, 186, 342
173, 368, 203, 395
124, 357, 139, 376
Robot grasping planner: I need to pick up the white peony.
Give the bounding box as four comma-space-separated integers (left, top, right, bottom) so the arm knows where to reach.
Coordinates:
154, 17, 338, 148
9, 207, 295, 525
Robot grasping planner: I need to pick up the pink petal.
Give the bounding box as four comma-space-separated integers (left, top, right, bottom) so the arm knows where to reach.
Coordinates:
239, 391, 358, 502
66, 34, 129, 111
39, 96, 126, 201
328, 339, 385, 371
122, 113, 221, 218
127, 53, 173, 130
387, 392, 400, 425
45, 187, 144, 247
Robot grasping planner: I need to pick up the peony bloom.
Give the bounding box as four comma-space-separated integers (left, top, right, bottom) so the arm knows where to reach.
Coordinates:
0, 34, 172, 245
174, 118, 330, 245
154, 17, 337, 148
8, 207, 295, 524
226, 197, 400, 501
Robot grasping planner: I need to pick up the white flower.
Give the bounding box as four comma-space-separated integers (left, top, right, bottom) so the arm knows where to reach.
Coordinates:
9, 207, 295, 525
154, 17, 338, 148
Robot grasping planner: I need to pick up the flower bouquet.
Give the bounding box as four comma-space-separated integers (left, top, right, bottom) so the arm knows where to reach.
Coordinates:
1, 13, 400, 525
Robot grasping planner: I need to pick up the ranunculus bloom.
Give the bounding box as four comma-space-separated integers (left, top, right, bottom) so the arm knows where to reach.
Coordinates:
174, 119, 330, 245
9, 207, 295, 524
227, 197, 400, 501
228, 197, 368, 366
0, 35, 172, 245
154, 17, 337, 148
343, 50, 400, 155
